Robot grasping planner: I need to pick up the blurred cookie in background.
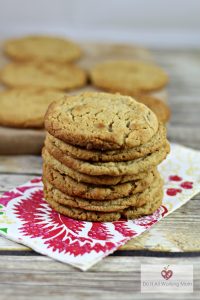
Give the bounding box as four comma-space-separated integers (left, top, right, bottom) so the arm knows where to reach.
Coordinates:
0, 88, 65, 128
0, 61, 87, 90
4, 35, 82, 63
90, 60, 169, 96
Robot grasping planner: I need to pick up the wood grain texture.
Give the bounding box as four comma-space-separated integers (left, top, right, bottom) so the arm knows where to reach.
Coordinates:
0, 256, 199, 300
0, 155, 42, 175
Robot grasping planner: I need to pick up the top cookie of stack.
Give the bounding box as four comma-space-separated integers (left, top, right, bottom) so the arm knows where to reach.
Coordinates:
42, 92, 170, 222
45, 92, 159, 150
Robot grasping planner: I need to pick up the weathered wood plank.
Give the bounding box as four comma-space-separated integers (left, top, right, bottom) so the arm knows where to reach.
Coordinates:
0, 256, 199, 300
123, 197, 200, 251
0, 254, 198, 272
0, 285, 198, 300
0, 156, 42, 174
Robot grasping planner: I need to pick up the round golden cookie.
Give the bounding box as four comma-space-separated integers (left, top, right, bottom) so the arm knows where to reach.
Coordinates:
43, 163, 157, 200
90, 60, 169, 95
1, 61, 87, 90
44, 180, 163, 221
45, 92, 159, 150
45, 123, 166, 162
42, 148, 154, 185
43, 173, 162, 213
0, 88, 65, 128
135, 95, 171, 123
122, 188, 163, 220
46, 141, 170, 176
4, 35, 81, 63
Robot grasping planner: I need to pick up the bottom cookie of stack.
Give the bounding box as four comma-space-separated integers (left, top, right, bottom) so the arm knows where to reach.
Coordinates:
43, 171, 163, 222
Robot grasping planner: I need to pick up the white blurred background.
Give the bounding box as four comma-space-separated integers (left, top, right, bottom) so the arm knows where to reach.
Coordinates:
0, 0, 200, 47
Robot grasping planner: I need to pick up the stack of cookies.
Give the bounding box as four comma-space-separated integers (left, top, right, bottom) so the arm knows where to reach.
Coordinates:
42, 92, 170, 222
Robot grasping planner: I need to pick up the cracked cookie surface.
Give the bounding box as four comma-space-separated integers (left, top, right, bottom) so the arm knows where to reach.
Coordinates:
4, 35, 82, 63
90, 60, 168, 95
45, 122, 166, 162
1, 61, 87, 90
43, 163, 157, 200
45, 92, 159, 150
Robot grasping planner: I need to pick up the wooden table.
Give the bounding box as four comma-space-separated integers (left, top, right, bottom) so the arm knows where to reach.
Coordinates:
0, 49, 200, 299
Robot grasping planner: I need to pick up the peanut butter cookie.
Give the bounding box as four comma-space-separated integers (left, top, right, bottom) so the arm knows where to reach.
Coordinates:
44, 179, 163, 221
90, 60, 168, 95
1, 61, 87, 90
4, 35, 81, 63
46, 141, 170, 176
42, 148, 154, 185
45, 123, 166, 162
43, 173, 162, 213
43, 163, 157, 200
45, 92, 159, 150
0, 88, 64, 128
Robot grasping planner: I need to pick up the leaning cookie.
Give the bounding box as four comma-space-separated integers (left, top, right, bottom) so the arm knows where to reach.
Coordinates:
90, 60, 169, 95
0, 88, 64, 128
1, 61, 87, 90
4, 35, 82, 63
